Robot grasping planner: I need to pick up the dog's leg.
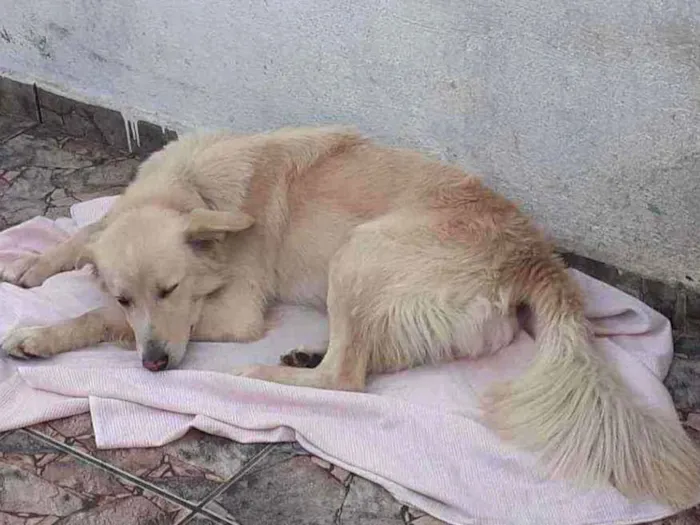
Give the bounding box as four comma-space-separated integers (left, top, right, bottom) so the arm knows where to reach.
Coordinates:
2, 305, 133, 359
236, 211, 516, 389
0, 220, 104, 288
192, 285, 267, 343
233, 290, 369, 391
232, 235, 372, 391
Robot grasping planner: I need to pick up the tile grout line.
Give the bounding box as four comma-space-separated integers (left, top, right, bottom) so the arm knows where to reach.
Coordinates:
196, 507, 244, 525
25, 428, 199, 509
26, 427, 274, 523
174, 513, 202, 525
180, 509, 242, 525
172, 510, 201, 525
0, 122, 39, 145
174, 508, 236, 525
177, 443, 280, 525
193, 443, 278, 510
32, 83, 43, 123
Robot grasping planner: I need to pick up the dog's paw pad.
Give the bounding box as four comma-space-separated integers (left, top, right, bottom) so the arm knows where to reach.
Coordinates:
280, 348, 324, 368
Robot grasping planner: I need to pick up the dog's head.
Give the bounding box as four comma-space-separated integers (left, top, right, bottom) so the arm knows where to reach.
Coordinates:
79, 126, 363, 371
84, 205, 254, 371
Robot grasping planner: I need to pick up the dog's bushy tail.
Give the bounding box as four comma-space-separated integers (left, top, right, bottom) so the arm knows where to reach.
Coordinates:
488, 256, 700, 508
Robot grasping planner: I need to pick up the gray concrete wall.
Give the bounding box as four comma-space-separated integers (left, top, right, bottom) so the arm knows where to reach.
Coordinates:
1, 0, 698, 286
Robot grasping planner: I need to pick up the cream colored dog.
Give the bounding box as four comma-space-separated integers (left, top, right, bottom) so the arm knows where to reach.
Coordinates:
1, 126, 699, 508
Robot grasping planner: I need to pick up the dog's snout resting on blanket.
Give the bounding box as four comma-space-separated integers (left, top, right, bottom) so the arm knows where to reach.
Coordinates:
1, 126, 699, 508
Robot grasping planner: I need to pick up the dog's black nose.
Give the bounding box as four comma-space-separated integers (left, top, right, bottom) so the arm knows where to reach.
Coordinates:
142, 341, 169, 372
143, 356, 169, 371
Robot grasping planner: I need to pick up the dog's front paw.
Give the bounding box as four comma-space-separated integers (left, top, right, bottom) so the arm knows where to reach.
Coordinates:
2, 326, 56, 359
0, 254, 39, 285
0, 254, 56, 288
18, 257, 60, 288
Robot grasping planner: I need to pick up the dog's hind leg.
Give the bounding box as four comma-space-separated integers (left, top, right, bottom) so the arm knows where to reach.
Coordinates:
233, 272, 370, 390
236, 213, 517, 389
231, 226, 384, 390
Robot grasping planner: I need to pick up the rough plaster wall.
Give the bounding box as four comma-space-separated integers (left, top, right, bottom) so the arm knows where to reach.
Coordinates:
0, 0, 698, 286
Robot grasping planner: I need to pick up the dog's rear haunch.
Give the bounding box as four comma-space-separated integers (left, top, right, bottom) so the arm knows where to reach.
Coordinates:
1, 126, 698, 508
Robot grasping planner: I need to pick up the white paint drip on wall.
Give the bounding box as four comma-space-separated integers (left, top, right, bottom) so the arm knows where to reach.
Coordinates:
121, 111, 142, 153
0, 68, 193, 143
131, 120, 141, 148
122, 116, 134, 152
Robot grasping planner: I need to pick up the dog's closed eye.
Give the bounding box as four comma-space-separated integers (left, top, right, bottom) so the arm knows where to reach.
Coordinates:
158, 283, 179, 299
116, 296, 132, 307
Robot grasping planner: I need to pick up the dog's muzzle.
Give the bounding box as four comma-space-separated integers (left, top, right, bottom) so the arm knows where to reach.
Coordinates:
142, 340, 169, 372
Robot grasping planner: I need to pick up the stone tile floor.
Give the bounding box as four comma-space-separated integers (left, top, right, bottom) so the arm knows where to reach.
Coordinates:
0, 114, 699, 524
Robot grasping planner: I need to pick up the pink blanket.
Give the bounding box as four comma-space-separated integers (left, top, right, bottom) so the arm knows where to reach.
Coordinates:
0, 198, 691, 524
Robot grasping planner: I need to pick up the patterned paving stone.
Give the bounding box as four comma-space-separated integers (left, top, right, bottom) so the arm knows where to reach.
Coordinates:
0, 77, 39, 122
339, 476, 406, 524
0, 430, 188, 525
204, 442, 430, 525
205, 443, 347, 525
30, 414, 267, 504
674, 336, 700, 360
37, 86, 176, 155
0, 126, 138, 227
664, 358, 700, 414
0, 114, 35, 143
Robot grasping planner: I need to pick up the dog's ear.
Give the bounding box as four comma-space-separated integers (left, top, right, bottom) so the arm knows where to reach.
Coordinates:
184, 208, 255, 249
